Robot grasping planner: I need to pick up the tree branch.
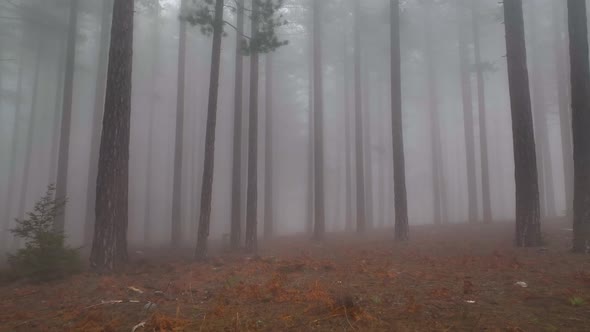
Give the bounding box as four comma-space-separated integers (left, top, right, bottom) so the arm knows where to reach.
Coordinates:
223, 20, 251, 39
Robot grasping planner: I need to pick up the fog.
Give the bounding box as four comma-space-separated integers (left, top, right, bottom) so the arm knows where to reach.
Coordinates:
0, 0, 576, 251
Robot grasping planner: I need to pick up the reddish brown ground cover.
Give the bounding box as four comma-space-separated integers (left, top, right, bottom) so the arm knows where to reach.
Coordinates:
0, 221, 589, 331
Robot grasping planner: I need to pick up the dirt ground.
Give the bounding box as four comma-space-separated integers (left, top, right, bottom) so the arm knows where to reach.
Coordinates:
0, 221, 589, 331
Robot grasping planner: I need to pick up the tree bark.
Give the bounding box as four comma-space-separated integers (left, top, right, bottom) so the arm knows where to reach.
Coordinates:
425, 3, 445, 225
306, 13, 314, 235
55, 0, 79, 233
85, 0, 112, 245
457, 0, 477, 224
363, 73, 374, 229
390, 0, 408, 240
230, 0, 245, 250
245, 0, 261, 253
344, 50, 353, 232
312, 0, 325, 241
554, 1, 574, 219
503, 0, 541, 247
353, 0, 366, 233
471, 0, 492, 223
567, 0, 590, 252
264, 53, 274, 239
89, 0, 134, 272
171, 0, 187, 247
195, 0, 224, 259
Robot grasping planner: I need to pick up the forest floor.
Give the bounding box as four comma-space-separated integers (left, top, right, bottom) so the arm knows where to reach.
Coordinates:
0, 221, 589, 331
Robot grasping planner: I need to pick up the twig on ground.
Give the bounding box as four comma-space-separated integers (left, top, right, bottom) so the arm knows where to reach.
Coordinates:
343, 306, 356, 331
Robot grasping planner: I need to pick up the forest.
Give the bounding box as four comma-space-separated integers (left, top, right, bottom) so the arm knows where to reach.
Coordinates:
0, 0, 589, 330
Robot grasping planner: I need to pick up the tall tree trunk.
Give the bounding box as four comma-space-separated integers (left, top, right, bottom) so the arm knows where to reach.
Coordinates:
245, 0, 260, 253
50, 38, 66, 183
2, 48, 25, 249
306, 18, 314, 234
18, 41, 43, 223
567, 0, 590, 252
503, 0, 541, 247
171, 0, 187, 247
425, 4, 444, 225
89, 0, 134, 272
554, 1, 574, 219
230, 0, 245, 250
264, 53, 274, 239
353, 0, 366, 233
55, 0, 79, 233
144, 5, 160, 244
363, 73, 374, 229
85, 0, 112, 245
344, 50, 353, 232
457, 0, 477, 224
195, 0, 224, 259
529, 3, 557, 218
312, 0, 325, 241
471, 0, 492, 223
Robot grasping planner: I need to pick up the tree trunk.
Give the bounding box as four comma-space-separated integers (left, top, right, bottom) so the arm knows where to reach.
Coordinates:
457, 0, 477, 224
391, 0, 408, 240
312, 0, 325, 241
363, 72, 374, 229
471, 0, 492, 223
144, 5, 161, 244
567, 0, 590, 252
306, 16, 314, 235
425, 4, 444, 225
195, 0, 224, 259
503, 0, 541, 247
245, 0, 260, 253
264, 53, 274, 239
171, 0, 187, 247
85, 0, 112, 245
55, 0, 79, 233
230, 0, 245, 250
353, 0, 366, 233
50, 38, 66, 183
554, 1, 574, 219
89, 0, 134, 272
344, 49, 353, 232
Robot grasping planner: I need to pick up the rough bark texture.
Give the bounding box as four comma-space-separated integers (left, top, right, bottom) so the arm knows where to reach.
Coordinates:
391, 0, 408, 241
312, 0, 325, 241
554, 1, 574, 219
171, 0, 187, 247
503, 0, 541, 248
425, 3, 445, 225
85, 0, 112, 245
245, 0, 260, 253
89, 0, 134, 272
354, 0, 366, 233
264, 53, 274, 239
230, 0, 245, 250
457, 0, 477, 224
55, 0, 79, 232
567, 0, 590, 252
195, 0, 224, 259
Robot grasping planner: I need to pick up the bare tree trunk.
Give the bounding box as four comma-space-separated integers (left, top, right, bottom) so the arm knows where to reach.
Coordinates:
553, 1, 574, 219
471, 0, 492, 223
50, 38, 66, 183
425, 4, 444, 225
230, 0, 245, 250
567, 0, 590, 252
195, 0, 224, 259
264, 53, 274, 239
18, 41, 43, 224
306, 14, 314, 235
363, 72, 374, 229
312, 0, 325, 241
89, 0, 134, 272
457, 0, 477, 224
85, 0, 112, 245
353, 0, 366, 233
55, 0, 79, 232
144, 5, 161, 244
2, 47, 25, 250
344, 50, 353, 232
171, 0, 187, 247
529, 3, 557, 219
503, 0, 541, 247
245, 0, 260, 253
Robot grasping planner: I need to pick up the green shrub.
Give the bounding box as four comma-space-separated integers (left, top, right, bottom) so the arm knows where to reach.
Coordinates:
8, 185, 82, 282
